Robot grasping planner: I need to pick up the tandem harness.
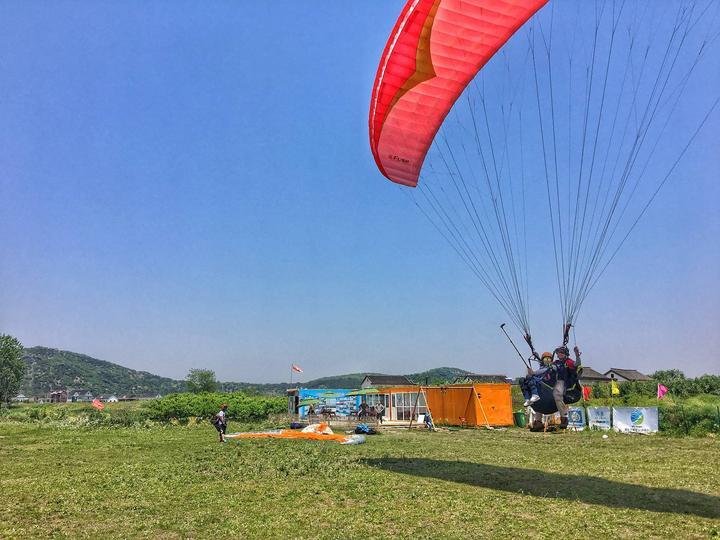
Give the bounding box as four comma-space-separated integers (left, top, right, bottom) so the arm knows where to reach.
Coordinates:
528, 364, 583, 416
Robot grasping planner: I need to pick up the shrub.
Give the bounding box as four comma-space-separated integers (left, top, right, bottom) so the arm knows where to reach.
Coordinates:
580, 379, 720, 436
143, 391, 285, 422
0, 393, 285, 428
658, 401, 720, 436
589, 373, 720, 401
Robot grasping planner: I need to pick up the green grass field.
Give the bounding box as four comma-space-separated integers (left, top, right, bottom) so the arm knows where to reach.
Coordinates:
1, 423, 718, 538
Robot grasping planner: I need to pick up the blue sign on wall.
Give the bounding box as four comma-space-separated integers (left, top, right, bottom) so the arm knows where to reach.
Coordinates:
298, 389, 360, 417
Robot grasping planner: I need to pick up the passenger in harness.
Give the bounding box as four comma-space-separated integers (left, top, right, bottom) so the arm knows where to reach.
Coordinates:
520, 351, 553, 406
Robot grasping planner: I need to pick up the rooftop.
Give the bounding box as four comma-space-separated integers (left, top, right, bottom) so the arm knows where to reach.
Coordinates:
579, 367, 610, 381
605, 368, 652, 381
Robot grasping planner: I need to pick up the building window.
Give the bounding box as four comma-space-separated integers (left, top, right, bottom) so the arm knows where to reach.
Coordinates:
391, 392, 427, 421
364, 394, 388, 409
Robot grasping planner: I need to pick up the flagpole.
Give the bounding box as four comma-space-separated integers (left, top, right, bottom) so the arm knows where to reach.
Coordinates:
290, 365, 293, 387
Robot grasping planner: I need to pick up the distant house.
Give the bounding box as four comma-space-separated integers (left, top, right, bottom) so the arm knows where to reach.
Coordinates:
143, 394, 161, 400
67, 389, 94, 403
604, 368, 651, 382
452, 374, 509, 384
361, 375, 415, 388
12, 394, 29, 403
118, 395, 141, 401
48, 390, 68, 403
579, 367, 611, 384
106, 395, 119, 403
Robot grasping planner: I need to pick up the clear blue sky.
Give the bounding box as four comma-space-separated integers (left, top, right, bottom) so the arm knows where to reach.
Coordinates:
1, 1, 718, 382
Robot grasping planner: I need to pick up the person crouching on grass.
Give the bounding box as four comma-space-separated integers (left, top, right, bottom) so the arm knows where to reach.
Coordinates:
212, 404, 228, 442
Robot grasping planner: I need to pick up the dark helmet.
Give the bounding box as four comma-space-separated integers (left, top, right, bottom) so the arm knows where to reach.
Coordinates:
554, 346, 569, 356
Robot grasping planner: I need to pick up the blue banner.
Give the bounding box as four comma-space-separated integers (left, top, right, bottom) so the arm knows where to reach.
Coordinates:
567, 407, 586, 430
298, 389, 360, 417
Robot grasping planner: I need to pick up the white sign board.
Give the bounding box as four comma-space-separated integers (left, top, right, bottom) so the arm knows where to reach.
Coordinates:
612, 407, 659, 434
587, 406, 612, 430
567, 407, 586, 430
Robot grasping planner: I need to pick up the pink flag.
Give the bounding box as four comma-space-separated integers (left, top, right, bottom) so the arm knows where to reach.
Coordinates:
657, 384, 668, 399
582, 386, 592, 401
92, 398, 105, 411
291, 364, 303, 373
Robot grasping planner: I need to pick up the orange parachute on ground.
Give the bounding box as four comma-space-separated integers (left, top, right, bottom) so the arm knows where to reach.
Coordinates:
224, 423, 366, 445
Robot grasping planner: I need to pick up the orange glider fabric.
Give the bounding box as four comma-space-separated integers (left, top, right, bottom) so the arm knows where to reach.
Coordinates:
369, 0, 548, 186
225, 430, 352, 443
224, 423, 358, 444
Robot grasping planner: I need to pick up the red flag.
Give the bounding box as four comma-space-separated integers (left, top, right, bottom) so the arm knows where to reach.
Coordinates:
291, 364, 303, 373
582, 386, 592, 401
92, 398, 105, 411
657, 384, 668, 399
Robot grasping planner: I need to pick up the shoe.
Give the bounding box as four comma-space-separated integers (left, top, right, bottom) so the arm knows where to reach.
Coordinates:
523, 399, 530, 407
559, 417, 568, 430
529, 394, 540, 404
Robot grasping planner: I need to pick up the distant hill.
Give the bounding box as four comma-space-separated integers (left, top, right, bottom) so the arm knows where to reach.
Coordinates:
407, 367, 474, 384
303, 372, 380, 389
19, 346, 475, 397
21, 347, 186, 397
218, 381, 290, 395
302, 367, 473, 388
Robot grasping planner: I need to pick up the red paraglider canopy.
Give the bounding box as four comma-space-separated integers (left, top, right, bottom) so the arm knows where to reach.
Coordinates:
369, 0, 547, 187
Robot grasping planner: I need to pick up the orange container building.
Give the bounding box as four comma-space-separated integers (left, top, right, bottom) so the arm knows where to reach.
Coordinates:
426, 384, 513, 427
373, 383, 513, 427
287, 382, 514, 427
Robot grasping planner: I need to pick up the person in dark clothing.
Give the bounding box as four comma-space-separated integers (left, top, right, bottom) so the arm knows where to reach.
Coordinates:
549, 345, 581, 429
212, 404, 228, 442
424, 409, 435, 431
374, 402, 385, 424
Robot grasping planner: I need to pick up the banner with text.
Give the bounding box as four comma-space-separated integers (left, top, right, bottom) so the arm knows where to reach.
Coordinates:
586, 406, 612, 430
612, 407, 659, 433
